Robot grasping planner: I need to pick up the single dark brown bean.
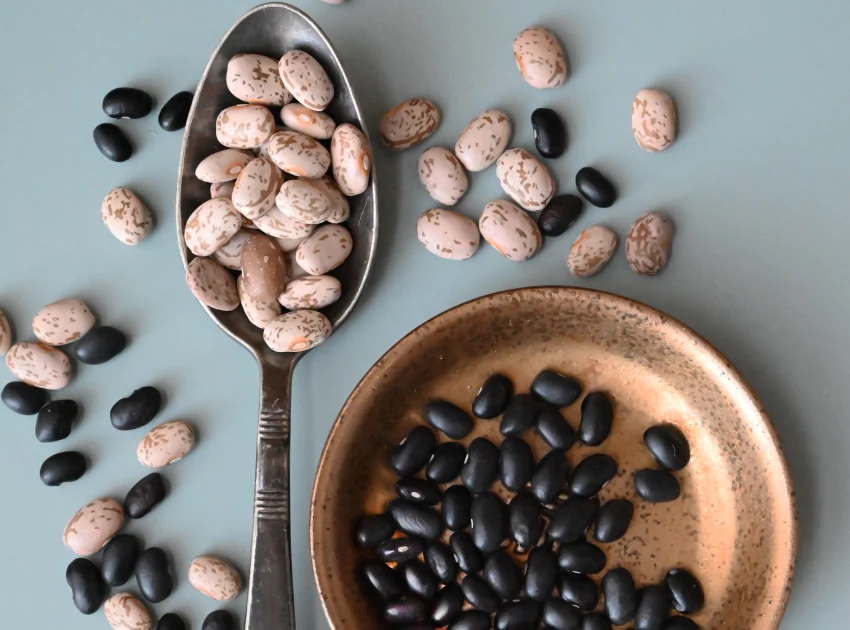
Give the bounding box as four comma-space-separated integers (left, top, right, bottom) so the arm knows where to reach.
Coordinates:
426, 442, 466, 483
362, 561, 406, 601
73, 326, 127, 364
432, 583, 464, 626
500, 393, 540, 436
576, 166, 616, 208
403, 560, 438, 599
530, 370, 582, 407
396, 477, 442, 505
578, 392, 613, 445
602, 567, 637, 625
461, 574, 500, 614
542, 598, 581, 630
557, 540, 606, 574
424, 542, 457, 584
495, 599, 542, 630
461, 437, 499, 493
531, 108, 567, 159
569, 453, 617, 497
508, 492, 543, 549
500, 435, 534, 491
423, 399, 473, 439
441, 485, 471, 531
101, 534, 140, 586
644, 425, 691, 470
634, 469, 681, 503
202, 611, 236, 630
593, 499, 634, 543
471, 491, 507, 552
40, 451, 87, 486
135, 547, 173, 603
111, 386, 161, 431
483, 550, 522, 600
549, 497, 599, 543
449, 531, 483, 574
530, 449, 569, 503
559, 573, 598, 611
103, 87, 153, 119
524, 547, 558, 602
356, 513, 396, 547
473, 373, 513, 419
66, 558, 106, 614
390, 426, 436, 476
666, 568, 705, 614
535, 405, 575, 450
377, 536, 425, 563
93, 123, 132, 162
539, 194, 582, 237
1, 381, 48, 415
124, 472, 166, 518
35, 399, 77, 442
390, 499, 442, 540
159, 91, 194, 131
634, 584, 671, 630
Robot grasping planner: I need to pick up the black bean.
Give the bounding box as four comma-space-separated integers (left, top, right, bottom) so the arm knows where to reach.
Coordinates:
423, 399, 473, 439
634, 585, 671, 630
483, 550, 522, 600
432, 583, 464, 625
135, 547, 173, 603
356, 513, 396, 547
156, 612, 187, 630
559, 573, 598, 610
425, 542, 457, 584
530, 449, 569, 503
578, 392, 613, 446
508, 492, 543, 549
471, 491, 507, 552
65, 558, 106, 614
665, 568, 704, 614
74, 326, 127, 365
103, 87, 153, 119
500, 393, 540, 436
495, 599, 541, 630
449, 610, 491, 630
1, 381, 48, 415
532, 108, 567, 159
542, 598, 581, 630
442, 485, 471, 531
593, 499, 634, 543
385, 597, 428, 624
535, 406, 575, 450
101, 534, 140, 586
403, 560, 438, 599
538, 194, 583, 238
202, 610, 237, 630
602, 567, 637, 625
390, 499, 442, 540
93, 123, 133, 162
377, 536, 425, 563
397, 477, 442, 505
461, 437, 499, 493
582, 613, 612, 630
159, 91, 193, 131
473, 373, 513, 419
557, 540, 606, 574
569, 454, 617, 497
124, 472, 166, 518
662, 617, 700, 630
548, 497, 599, 543
461, 574, 500, 614
524, 547, 558, 601
362, 561, 406, 600
643, 425, 691, 471
426, 442, 466, 483
530, 370, 582, 408
390, 426, 436, 477
575, 167, 616, 208
634, 469, 681, 503
40, 451, 86, 486
449, 531, 483, 574
500, 436, 534, 491
111, 386, 162, 431
35, 399, 78, 442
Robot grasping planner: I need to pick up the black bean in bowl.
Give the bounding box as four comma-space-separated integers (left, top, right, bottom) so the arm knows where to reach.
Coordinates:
426, 442, 466, 483
666, 568, 705, 614
500, 435, 535, 491
362, 561, 405, 601
472, 373, 513, 419
634, 469, 681, 503
355, 513, 395, 547
594, 498, 634, 543
644, 424, 691, 471
389, 426, 436, 477
432, 582, 464, 626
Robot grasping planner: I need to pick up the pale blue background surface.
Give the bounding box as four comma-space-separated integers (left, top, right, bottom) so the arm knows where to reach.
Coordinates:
0, 0, 846, 627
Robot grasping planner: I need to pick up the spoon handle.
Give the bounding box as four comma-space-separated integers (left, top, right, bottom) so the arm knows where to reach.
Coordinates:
246, 358, 298, 630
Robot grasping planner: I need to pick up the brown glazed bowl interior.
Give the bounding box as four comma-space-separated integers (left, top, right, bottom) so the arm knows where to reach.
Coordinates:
310, 287, 797, 629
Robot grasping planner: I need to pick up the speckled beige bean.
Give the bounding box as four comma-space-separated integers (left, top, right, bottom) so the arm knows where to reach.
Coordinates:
296, 224, 353, 275
255, 125, 285, 159
478, 200, 542, 262
6, 342, 72, 389
0, 309, 11, 356
238, 275, 282, 329
32, 298, 95, 346
185, 258, 239, 311
226, 53, 292, 106
104, 592, 152, 630
215, 104, 275, 149
210, 181, 235, 199
279, 275, 342, 310
63, 497, 124, 556
278, 50, 334, 112
309, 175, 350, 223
417, 208, 480, 261
513, 27, 568, 89
184, 199, 242, 257
455, 110, 512, 172
267, 130, 331, 179
632, 89, 677, 152
380, 98, 440, 150
241, 234, 288, 303
101, 187, 153, 246
274, 235, 308, 252
626, 212, 674, 275
280, 103, 336, 139
210, 229, 253, 270
275, 179, 331, 224
189, 555, 243, 601
231, 157, 283, 220
284, 250, 310, 282
568, 225, 618, 277
264, 310, 332, 352
137, 421, 195, 468
418, 147, 468, 206
195, 149, 253, 184
496, 148, 555, 211
331, 124, 372, 196
252, 207, 316, 239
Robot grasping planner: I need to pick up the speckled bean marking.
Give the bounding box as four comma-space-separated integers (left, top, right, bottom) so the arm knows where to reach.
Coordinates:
264, 309, 332, 353
513, 26, 568, 89
568, 225, 619, 277
417, 208, 480, 261
380, 98, 441, 150
455, 110, 512, 172
267, 130, 331, 179
278, 50, 335, 112
478, 199, 542, 262
215, 104, 276, 150
0, 308, 11, 355
275, 179, 331, 224
310, 175, 350, 223
626, 212, 674, 275
184, 198, 242, 257
211, 229, 254, 270
255, 125, 285, 159
418, 147, 469, 207
295, 224, 353, 275
6, 341, 72, 389
188, 555, 243, 601
231, 157, 283, 220
104, 592, 152, 630
32, 298, 95, 346
279, 275, 342, 310
331, 123, 372, 196
137, 420, 196, 468
185, 257, 239, 311
210, 181, 235, 199
238, 275, 282, 329
63, 497, 124, 556
632, 89, 677, 152
101, 187, 152, 246
226, 53, 292, 107
240, 234, 288, 303
252, 207, 316, 240
195, 149, 253, 184
496, 148, 555, 210
280, 103, 336, 139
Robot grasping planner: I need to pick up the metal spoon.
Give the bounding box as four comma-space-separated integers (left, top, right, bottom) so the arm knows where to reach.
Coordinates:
176, 4, 378, 628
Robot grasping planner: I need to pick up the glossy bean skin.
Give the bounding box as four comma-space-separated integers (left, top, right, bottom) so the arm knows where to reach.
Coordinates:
66, 558, 107, 614
202, 610, 237, 630
530, 449, 569, 503
634, 469, 681, 503
559, 573, 598, 611
666, 568, 705, 614
111, 386, 162, 431
442, 485, 472, 531
644, 425, 691, 470
390, 426, 436, 476
423, 399, 474, 439
593, 499, 634, 543
426, 442, 466, 483
542, 598, 581, 630
582, 613, 612, 630
156, 612, 187, 630
102, 87, 152, 119
356, 513, 396, 547
602, 567, 638, 625
575, 166, 617, 208
449, 610, 491, 630
634, 585, 672, 630
432, 583, 464, 626
124, 472, 166, 518
471, 492, 507, 552
101, 535, 140, 586
362, 561, 406, 601
500, 436, 535, 491
377, 536, 425, 563
461, 574, 500, 614
549, 497, 599, 543
385, 597, 429, 624
159, 91, 194, 131
532, 108, 567, 159
40, 451, 86, 486
425, 542, 457, 584
483, 550, 522, 599
461, 437, 500, 493
524, 547, 558, 601
404, 560, 438, 599
450, 531, 483, 574
579, 392, 613, 446
1, 381, 48, 415
500, 393, 540, 436
508, 492, 543, 549
495, 599, 542, 630
558, 540, 607, 574
397, 478, 442, 505
35, 399, 77, 442
135, 547, 173, 603
93, 123, 132, 162
539, 194, 583, 237
535, 406, 575, 450
472, 374, 513, 419
73, 326, 127, 364
530, 370, 582, 408
569, 454, 618, 497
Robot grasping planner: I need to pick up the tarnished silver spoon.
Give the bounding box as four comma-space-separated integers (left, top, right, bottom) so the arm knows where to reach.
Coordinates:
176, 4, 378, 628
